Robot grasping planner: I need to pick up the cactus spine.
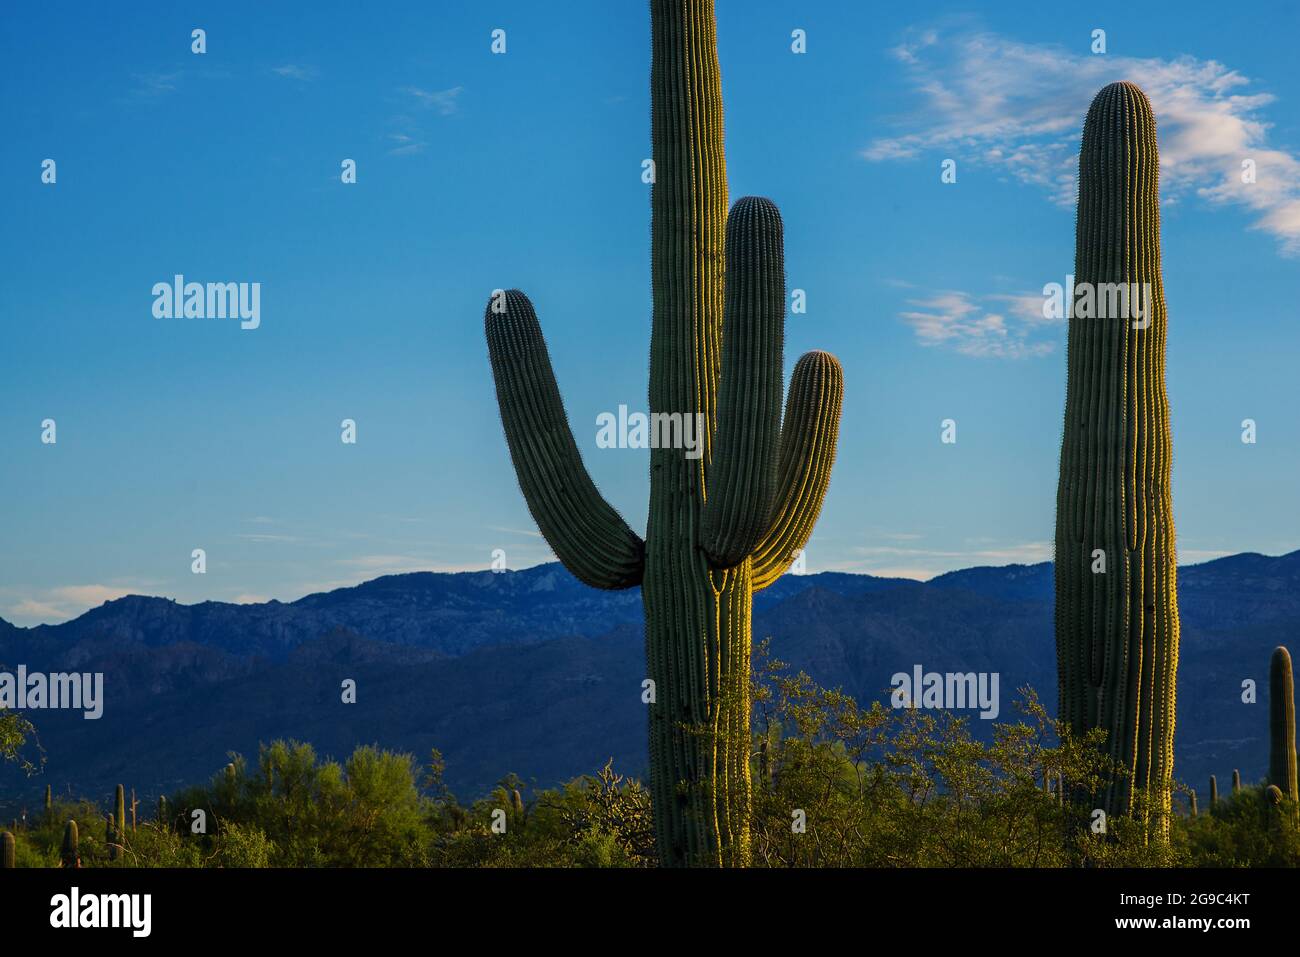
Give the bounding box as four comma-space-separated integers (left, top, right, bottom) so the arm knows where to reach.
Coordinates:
483, 0, 842, 867
1053, 81, 1179, 834
1209, 774, 1218, 808
61, 820, 79, 868
0, 830, 14, 868
1269, 645, 1298, 802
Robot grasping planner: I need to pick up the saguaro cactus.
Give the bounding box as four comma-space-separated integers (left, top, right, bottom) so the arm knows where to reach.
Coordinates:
1188, 789, 1197, 818
61, 820, 79, 868
106, 813, 119, 862
1054, 81, 1180, 834
1209, 774, 1218, 808
114, 784, 126, 835
1269, 645, 1298, 802
44, 784, 52, 820
1233, 769, 1241, 793
483, 0, 843, 867
0, 830, 14, 868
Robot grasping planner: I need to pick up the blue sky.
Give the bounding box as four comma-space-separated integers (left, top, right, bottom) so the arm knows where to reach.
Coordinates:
2, 0, 1298, 625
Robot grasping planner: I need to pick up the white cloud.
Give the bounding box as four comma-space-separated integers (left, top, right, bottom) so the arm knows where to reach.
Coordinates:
899, 288, 1058, 358
272, 64, 318, 81
866, 30, 1300, 253
402, 85, 463, 115
3, 584, 137, 625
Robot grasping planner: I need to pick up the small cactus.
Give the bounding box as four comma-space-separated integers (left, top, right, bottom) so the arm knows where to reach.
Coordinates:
1, 830, 14, 868
511, 788, 524, 817
1209, 774, 1218, 808
1233, 769, 1242, 793
130, 788, 138, 832
106, 813, 119, 862
1189, 789, 1198, 818
157, 795, 168, 825
114, 783, 126, 835
44, 784, 52, 819
1269, 646, 1298, 802
61, 820, 79, 868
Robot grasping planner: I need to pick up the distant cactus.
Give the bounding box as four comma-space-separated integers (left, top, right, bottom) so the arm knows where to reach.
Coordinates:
157, 795, 168, 825
130, 788, 138, 832
44, 784, 52, 819
1269, 646, 1298, 802
114, 783, 126, 835
1189, 789, 1197, 818
1233, 769, 1242, 793
61, 820, 79, 868
510, 789, 524, 817
106, 813, 119, 862
1, 830, 14, 868
1209, 774, 1218, 808
1054, 81, 1179, 835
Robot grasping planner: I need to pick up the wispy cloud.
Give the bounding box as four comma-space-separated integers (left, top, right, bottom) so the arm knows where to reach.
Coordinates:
387, 132, 425, 156
822, 539, 1053, 579
899, 288, 1058, 358
866, 29, 1300, 254
128, 71, 182, 98
271, 64, 318, 81
3, 584, 137, 625
402, 85, 463, 115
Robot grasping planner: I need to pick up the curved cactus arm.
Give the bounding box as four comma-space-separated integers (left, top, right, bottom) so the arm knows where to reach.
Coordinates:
485, 289, 645, 589
701, 197, 786, 567
750, 350, 843, 590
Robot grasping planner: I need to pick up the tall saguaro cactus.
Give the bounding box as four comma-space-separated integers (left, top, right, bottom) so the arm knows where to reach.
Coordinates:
1054, 81, 1180, 833
483, 0, 843, 866
1269, 645, 1297, 802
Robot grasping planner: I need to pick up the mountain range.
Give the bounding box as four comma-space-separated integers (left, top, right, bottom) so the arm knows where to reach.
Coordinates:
3, 551, 1299, 810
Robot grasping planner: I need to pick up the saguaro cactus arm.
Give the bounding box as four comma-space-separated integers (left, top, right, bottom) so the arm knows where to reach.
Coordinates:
485, 289, 645, 589
751, 351, 844, 590
701, 197, 786, 567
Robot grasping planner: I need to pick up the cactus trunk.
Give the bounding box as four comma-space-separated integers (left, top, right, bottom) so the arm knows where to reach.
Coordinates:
483, 0, 842, 867
1233, 769, 1241, 793
106, 813, 119, 862
1054, 81, 1180, 836
1209, 774, 1218, 808
61, 820, 79, 868
0, 830, 14, 868
114, 783, 125, 835
1269, 645, 1298, 802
